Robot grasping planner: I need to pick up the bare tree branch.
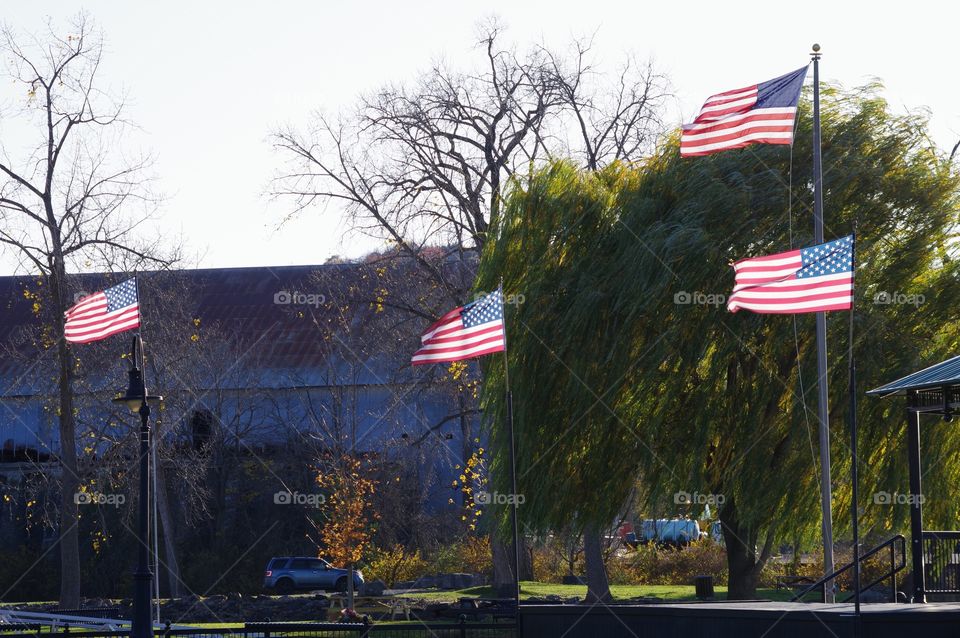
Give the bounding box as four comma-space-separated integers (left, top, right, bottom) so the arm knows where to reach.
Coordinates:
271, 22, 669, 312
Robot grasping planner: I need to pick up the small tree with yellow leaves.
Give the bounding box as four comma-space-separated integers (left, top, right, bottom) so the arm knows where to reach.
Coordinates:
312, 454, 379, 571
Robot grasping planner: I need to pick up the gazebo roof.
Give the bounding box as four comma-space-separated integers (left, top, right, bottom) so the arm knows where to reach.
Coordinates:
867, 354, 960, 397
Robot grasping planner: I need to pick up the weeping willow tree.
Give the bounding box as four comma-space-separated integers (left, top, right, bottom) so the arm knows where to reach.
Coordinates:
476, 82, 960, 599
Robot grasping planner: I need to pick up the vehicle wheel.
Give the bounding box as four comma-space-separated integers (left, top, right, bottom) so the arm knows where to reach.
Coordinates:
275, 578, 294, 595
335, 577, 347, 593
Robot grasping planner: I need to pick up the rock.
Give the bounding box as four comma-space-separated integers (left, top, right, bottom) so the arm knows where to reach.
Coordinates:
414, 576, 437, 589
438, 574, 456, 589
452, 573, 474, 589
80, 598, 112, 608
363, 580, 386, 596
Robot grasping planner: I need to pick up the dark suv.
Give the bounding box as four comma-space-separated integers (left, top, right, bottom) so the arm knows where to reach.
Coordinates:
263, 557, 364, 594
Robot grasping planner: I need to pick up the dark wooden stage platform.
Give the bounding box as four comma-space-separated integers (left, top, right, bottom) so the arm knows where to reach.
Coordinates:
519, 600, 960, 637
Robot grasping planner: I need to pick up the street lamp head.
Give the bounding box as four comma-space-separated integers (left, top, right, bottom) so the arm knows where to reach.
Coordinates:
113, 367, 162, 414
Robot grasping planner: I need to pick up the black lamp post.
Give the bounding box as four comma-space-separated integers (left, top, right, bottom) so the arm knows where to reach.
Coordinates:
113, 335, 162, 638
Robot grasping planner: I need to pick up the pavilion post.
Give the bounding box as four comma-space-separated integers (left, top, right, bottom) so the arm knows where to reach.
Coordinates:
906, 392, 926, 603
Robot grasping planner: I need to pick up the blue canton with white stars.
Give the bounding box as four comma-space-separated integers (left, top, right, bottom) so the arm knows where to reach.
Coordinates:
797, 235, 854, 278
462, 290, 503, 328
105, 279, 139, 312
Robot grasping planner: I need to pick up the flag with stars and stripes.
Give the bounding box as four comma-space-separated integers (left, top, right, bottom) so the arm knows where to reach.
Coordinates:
727, 236, 854, 314
681, 66, 807, 157
412, 289, 506, 365
64, 278, 141, 344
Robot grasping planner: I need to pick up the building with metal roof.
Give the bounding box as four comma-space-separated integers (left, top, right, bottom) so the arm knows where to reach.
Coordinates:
0, 262, 479, 509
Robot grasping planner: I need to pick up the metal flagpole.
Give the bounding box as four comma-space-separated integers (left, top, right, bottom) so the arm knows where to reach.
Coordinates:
848, 227, 861, 626
811, 43, 836, 602
498, 281, 522, 605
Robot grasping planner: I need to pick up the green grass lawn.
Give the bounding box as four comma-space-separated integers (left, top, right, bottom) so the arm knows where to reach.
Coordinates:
402, 582, 796, 602
0, 584, 802, 628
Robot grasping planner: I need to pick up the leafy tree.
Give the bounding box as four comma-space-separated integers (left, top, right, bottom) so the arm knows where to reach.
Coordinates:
271, 21, 668, 277
272, 20, 669, 593
477, 82, 960, 599
313, 454, 379, 567
312, 453, 378, 607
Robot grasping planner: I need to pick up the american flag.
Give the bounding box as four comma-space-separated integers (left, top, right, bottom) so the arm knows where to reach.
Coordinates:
64, 278, 141, 344
411, 289, 506, 365
727, 236, 854, 314
681, 66, 808, 157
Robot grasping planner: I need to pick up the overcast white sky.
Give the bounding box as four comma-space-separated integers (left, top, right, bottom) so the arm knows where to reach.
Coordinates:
2, 1, 957, 274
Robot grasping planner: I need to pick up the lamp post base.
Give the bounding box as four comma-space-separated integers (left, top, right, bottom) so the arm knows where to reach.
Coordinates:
131, 569, 154, 638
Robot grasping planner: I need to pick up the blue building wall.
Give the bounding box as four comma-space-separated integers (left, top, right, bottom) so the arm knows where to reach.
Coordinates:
0, 264, 482, 512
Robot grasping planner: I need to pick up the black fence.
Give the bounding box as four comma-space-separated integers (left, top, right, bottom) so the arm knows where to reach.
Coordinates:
923, 530, 960, 594
0, 620, 517, 638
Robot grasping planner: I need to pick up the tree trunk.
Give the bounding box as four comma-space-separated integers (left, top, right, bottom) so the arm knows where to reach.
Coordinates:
52, 270, 81, 608
519, 539, 534, 581
725, 536, 762, 599
492, 535, 514, 596
582, 524, 611, 603
721, 499, 771, 600
154, 458, 181, 598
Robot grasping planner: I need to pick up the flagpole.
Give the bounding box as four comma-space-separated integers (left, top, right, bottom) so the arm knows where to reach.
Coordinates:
499, 281, 522, 606
848, 227, 861, 626
811, 43, 836, 602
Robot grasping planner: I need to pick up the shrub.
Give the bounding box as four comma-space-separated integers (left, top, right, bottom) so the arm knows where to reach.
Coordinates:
364, 545, 429, 587
431, 534, 493, 576
607, 541, 728, 586
366, 536, 493, 585
531, 539, 584, 583
451, 535, 492, 576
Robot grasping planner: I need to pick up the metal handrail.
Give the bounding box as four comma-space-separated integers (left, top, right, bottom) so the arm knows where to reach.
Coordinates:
790, 534, 906, 603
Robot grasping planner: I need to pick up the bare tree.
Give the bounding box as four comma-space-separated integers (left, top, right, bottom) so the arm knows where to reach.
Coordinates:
270, 19, 670, 597
0, 15, 174, 605
542, 40, 669, 170
272, 20, 668, 295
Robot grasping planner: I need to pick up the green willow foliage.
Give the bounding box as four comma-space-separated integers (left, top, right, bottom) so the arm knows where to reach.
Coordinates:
477, 83, 960, 551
